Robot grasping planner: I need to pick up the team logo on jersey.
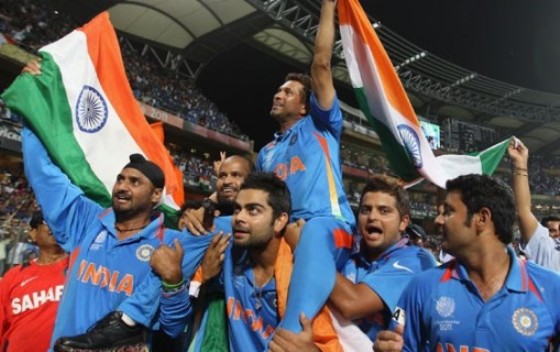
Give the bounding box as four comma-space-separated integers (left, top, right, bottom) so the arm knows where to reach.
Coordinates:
397, 124, 423, 168
135, 244, 155, 262
436, 296, 455, 318
262, 149, 275, 170
95, 231, 107, 244
512, 308, 538, 336
90, 230, 108, 251
76, 85, 109, 133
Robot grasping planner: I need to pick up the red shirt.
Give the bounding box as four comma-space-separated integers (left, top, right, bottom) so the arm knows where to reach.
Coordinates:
0, 257, 68, 352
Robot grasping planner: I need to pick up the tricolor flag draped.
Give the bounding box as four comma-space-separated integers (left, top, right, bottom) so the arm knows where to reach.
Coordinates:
2, 12, 184, 221
338, 0, 509, 188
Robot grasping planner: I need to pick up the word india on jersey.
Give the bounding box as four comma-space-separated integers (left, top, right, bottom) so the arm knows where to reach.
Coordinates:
227, 297, 275, 340
272, 156, 305, 180
12, 285, 64, 314
76, 260, 134, 296
436, 343, 489, 352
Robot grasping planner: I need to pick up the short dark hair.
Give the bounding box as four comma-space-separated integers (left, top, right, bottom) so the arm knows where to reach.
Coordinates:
240, 172, 291, 219
285, 73, 311, 115
29, 211, 45, 229
220, 155, 255, 174
541, 215, 560, 227
446, 174, 515, 244
360, 176, 410, 217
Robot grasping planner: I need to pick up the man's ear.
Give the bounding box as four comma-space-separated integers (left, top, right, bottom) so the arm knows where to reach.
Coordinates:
476, 207, 492, 230
398, 214, 410, 233
151, 188, 163, 205
28, 229, 37, 243
274, 212, 289, 235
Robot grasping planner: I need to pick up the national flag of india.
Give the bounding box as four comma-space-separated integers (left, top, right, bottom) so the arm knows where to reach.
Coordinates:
338, 0, 509, 188
2, 12, 184, 218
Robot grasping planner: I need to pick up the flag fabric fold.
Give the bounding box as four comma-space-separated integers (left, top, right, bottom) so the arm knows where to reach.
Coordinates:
2, 12, 184, 216
338, 0, 509, 187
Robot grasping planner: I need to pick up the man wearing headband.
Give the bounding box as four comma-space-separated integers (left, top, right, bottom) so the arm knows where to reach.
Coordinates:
22, 128, 216, 351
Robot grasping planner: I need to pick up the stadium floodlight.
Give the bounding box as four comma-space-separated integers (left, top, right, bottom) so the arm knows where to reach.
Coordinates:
395, 51, 427, 71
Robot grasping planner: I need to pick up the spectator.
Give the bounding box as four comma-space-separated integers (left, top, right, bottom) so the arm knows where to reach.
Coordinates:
0, 211, 68, 352
509, 139, 560, 271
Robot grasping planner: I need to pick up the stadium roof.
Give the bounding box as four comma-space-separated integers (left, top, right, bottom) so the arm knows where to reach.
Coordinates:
50, 0, 560, 155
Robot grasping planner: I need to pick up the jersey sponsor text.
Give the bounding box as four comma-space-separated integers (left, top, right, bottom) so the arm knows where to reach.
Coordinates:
12, 285, 64, 314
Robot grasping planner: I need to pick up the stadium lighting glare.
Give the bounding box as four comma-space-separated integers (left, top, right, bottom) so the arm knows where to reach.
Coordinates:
395, 51, 427, 71
449, 73, 478, 88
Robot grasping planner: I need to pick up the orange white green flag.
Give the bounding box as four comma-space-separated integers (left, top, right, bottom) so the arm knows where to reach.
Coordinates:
338, 0, 509, 188
2, 12, 184, 221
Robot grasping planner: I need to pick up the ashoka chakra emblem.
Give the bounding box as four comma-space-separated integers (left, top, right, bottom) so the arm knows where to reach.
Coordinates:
75, 85, 108, 133
397, 125, 423, 168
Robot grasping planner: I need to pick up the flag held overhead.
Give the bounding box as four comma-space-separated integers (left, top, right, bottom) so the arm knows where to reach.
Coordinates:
338, 0, 509, 188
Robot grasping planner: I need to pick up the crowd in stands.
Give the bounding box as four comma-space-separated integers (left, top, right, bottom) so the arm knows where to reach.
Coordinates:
0, 0, 249, 141
341, 143, 392, 175
4, 0, 560, 202
167, 144, 217, 192
0, 168, 39, 275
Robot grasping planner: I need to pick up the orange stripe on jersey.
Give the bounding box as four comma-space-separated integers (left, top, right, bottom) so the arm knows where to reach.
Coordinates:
333, 229, 353, 249
440, 261, 456, 283
312, 132, 342, 218
519, 258, 544, 302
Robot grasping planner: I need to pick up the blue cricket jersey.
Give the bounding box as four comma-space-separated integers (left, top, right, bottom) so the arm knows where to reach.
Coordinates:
256, 93, 354, 226
342, 238, 437, 340
396, 247, 560, 351
22, 128, 214, 349
223, 246, 279, 352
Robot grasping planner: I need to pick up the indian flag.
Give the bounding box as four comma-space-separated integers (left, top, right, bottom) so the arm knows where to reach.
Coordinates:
2, 12, 184, 221
338, 0, 509, 188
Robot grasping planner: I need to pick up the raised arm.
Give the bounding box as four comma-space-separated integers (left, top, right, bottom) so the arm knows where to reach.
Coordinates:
508, 139, 538, 241
22, 127, 102, 251
510, 139, 560, 271
311, 0, 336, 109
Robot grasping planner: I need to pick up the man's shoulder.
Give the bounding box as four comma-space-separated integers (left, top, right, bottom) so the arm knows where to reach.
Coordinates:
406, 262, 448, 286
525, 259, 560, 283
387, 245, 438, 270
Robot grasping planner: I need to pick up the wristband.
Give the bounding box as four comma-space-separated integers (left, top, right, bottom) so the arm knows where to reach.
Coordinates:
514, 167, 528, 172
162, 278, 185, 291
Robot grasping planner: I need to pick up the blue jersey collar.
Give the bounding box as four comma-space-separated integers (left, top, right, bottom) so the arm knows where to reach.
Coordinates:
446, 247, 530, 293
99, 208, 165, 242
354, 237, 409, 268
